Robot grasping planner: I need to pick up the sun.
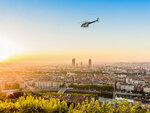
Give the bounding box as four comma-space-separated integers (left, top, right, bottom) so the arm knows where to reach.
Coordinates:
0, 37, 18, 62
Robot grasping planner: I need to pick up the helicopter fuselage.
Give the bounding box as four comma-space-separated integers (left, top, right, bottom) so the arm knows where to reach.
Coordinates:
81, 18, 99, 28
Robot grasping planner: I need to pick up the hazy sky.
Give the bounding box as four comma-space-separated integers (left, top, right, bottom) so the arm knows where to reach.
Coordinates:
0, 0, 150, 63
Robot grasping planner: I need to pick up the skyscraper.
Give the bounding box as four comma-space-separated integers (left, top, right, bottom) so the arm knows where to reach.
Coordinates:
72, 58, 75, 68
80, 61, 83, 67
88, 59, 92, 68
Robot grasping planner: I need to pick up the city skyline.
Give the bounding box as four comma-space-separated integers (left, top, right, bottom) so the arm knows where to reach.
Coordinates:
0, 0, 150, 63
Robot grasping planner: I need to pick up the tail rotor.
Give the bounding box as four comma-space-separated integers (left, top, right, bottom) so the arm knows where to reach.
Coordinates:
97, 18, 99, 22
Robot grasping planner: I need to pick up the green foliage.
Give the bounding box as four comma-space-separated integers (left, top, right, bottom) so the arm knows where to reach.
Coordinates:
0, 95, 148, 113
0, 92, 6, 101
5, 84, 11, 90
5, 83, 19, 90
30, 91, 98, 98
69, 84, 114, 91
8, 91, 24, 99
12, 83, 19, 89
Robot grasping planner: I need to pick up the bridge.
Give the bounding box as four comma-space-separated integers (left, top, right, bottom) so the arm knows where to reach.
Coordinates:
116, 92, 142, 97
57, 88, 67, 93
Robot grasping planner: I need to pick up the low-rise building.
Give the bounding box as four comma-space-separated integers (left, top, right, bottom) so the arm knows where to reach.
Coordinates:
143, 85, 150, 94
35, 80, 63, 90
120, 84, 134, 91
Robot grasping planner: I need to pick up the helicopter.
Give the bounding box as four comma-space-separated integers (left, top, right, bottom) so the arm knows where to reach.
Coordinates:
81, 18, 99, 28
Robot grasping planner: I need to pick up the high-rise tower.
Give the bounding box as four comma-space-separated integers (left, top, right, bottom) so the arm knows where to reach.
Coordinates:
72, 58, 75, 68
88, 59, 92, 68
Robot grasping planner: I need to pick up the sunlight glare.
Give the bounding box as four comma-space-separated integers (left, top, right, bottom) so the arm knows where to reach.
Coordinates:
0, 37, 18, 62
